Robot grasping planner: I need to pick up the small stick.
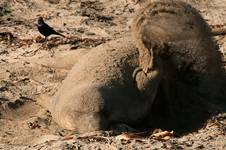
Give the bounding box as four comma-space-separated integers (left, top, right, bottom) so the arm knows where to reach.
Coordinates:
211, 24, 226, 36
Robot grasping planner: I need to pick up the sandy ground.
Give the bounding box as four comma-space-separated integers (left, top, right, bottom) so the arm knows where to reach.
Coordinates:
0, 0, 226, 149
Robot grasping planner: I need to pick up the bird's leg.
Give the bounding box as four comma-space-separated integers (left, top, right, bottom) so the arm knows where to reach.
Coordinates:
44, 36, 48, 42
44, 36, 54, 57
41, 36, 47, 46
50, 49, 55, 57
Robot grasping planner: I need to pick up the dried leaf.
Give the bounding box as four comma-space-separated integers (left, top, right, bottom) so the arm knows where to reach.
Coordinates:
152, 130, 174, 140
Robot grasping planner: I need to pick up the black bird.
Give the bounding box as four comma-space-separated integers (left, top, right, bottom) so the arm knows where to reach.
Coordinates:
36, 17, 65, 40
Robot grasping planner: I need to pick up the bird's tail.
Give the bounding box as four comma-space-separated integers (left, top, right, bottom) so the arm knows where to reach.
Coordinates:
55, 31, 65, 37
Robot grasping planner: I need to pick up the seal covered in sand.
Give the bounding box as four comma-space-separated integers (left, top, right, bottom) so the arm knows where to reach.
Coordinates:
42, 37, 161, 133
39, 0, 224, 132
132, 0, 224, 128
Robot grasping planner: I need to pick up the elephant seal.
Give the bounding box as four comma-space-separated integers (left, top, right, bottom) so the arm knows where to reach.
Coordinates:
40, 37, 161, 133
132, 0, 224, 128
132, 0, 221, 74
39, 0, 224, 133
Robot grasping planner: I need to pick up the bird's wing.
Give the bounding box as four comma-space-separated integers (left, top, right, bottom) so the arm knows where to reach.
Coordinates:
43, 22, 55, 32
